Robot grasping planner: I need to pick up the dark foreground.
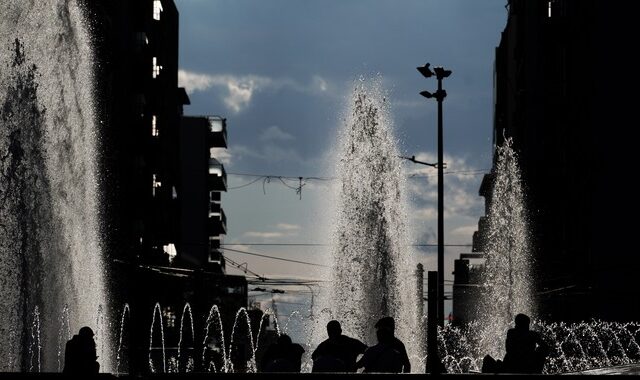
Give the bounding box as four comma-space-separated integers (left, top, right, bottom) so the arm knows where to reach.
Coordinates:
2, 364, 640, 378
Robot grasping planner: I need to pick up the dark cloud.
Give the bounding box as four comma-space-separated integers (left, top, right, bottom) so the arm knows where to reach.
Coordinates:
177, 0, 505, 176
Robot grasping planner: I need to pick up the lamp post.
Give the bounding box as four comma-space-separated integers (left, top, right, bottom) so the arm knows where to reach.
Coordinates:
417, 63, 451, 328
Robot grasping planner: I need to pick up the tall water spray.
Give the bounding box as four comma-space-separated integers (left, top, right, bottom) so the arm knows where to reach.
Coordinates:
0, 0, 110, 372
322, 78, 422, 369
477, 137, 534, 358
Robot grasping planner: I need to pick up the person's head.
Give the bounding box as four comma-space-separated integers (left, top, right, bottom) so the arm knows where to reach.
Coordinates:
374, 316, 395, 332
277, 334, 292, 345
79, 326, 95, 339
514, 314, 530, 330
326, 320, 342, 338
376, 326, 394, 345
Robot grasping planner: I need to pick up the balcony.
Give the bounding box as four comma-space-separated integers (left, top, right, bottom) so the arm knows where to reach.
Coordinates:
209, 201, 221, 214
208, 248, 226, 274
207, 116, 227, 148
208, 208, 227, 236
208, 158, 227, 191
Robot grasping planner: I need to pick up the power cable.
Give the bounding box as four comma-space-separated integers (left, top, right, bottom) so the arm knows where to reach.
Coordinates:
227, 176, 264, 190
220, 247, 330, 268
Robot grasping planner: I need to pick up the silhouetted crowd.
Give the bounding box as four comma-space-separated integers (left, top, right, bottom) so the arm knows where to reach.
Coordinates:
259, 314, 548, 374
64, 313, 547, 374
261, 316, 411, 373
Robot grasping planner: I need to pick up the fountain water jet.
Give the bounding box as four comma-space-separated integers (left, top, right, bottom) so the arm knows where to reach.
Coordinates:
149, 303, 166, 373
202, 305, 228, 372
477, 137, 534, 359
319, 76, 422, 370
228, 307, 257, 373
177, 303, 195, 372
0, 0, 110, 371
115, 304, 130, 374
56, 305, 71, 372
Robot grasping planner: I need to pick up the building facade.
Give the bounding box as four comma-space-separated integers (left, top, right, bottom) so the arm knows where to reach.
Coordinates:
461, 0, 640, 323
88, 0, 245, 373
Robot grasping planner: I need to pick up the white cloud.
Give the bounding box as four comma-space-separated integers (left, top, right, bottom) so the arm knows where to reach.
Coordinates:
177, 70, 218, 93
407, 152, 486, 252
414, 207, 438, 221
178, 69, 335, 113
312, 75, 328, 92
276, 223, 300, 231
244, 231, 286, 239
406, 152, 486, 219
260, 126, 295, 141
242, 223, 300, 241
231, 143, 304, 165
179, 70, 272, 113
210, 147, 232, 165
451, 225, 477, 238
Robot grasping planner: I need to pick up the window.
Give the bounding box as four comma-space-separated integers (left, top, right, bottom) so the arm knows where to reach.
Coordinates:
152, 57, 162, 78
153, 0, 163, 21
152, 174, 162, 197
151, 115, 158, 136
208, 117, 224, 132
163, 243, 177, 263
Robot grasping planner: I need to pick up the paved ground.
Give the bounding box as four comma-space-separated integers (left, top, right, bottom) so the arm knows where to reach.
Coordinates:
2, 364, 640, 377
564, 363, 640, 375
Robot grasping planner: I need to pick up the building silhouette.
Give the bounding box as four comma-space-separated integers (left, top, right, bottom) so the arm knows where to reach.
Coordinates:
87, 0, 251, 373
458, 0, 640, 323
178, 116, 228, 270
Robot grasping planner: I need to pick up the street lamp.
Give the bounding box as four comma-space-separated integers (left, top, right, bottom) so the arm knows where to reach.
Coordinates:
417, 62, 451, 329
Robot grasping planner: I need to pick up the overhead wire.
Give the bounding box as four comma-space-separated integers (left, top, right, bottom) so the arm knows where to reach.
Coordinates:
221, 247, 330, 268
227, 176, 265, 190
225, 169, 489, 199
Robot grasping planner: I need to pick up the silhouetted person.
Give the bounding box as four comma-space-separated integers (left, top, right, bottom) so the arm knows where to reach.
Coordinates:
63, 326, 99, 374
503, 314, 548, 373
261, 334, 305, 372
357, 325, 403, 373
372, 317, 411, 373
482, 314, 548, 374
311, 320, 367, 372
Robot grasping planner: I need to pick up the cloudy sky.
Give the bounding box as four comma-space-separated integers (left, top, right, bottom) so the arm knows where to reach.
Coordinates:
175, 0, 507, 319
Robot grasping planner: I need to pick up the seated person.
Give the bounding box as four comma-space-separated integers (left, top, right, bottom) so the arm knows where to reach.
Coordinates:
261, 334, 305, 372
357, 326, 403, 373
312, 320, 367, 372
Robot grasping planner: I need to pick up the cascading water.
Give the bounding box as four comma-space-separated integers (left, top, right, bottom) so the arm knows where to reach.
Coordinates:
477, 137, 534, 359
320, 77, 422, 370
432, 320, 640, 374
0, 0, 109, 372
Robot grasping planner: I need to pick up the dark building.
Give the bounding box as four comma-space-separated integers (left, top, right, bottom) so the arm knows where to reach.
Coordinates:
451, 255, 484, 326
463, 0, 640, 323
87, 0, 247, 373
89, 0, 183, 265
178, 116, 228, 271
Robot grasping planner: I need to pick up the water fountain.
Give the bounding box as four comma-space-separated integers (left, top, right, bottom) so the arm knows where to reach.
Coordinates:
315, 77, 423, 370
436, 320, 640, 374
0, 0, 109, 372
477, 137, 534, 359
101, 300, 640, 375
